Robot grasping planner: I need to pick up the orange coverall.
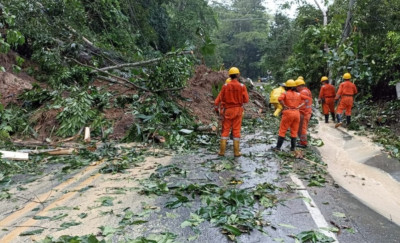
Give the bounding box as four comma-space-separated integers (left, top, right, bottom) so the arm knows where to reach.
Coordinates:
278, 90, 311, 138
214, 78, 233, 112
214, 79, 249, 139
335, 81, 358, 115
297, 87, 312, 146
319, 83, 336, 114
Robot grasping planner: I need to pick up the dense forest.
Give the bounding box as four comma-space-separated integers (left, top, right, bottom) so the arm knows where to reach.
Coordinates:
0, 0, 399, 153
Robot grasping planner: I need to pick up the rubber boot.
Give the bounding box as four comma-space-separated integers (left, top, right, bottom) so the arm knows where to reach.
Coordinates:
273, 136, 285, 151
346, 116, 351, 126
290, 137, 297, 151
218, 139, 227, 156
331, 112, 336, 122
335, 114, 342, 128
324, 115, 329, 123
233, 140, 241, 157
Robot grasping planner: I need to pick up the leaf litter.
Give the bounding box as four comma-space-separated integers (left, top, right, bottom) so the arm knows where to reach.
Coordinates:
8, 111, 342, 242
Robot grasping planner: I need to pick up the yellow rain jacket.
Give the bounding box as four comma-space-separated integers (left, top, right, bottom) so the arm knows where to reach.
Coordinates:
270, 86, 285, 103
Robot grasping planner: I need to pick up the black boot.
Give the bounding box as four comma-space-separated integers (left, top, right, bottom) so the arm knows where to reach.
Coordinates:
335, 114, 342, 128
331, 112, 335, 122
273, 136, 285, 151
346, 116, 351, 126
324, 115, 329, 123
290, 137, 296, 151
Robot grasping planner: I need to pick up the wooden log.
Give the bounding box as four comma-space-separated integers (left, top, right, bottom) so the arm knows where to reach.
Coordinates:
0, 150, 29, 160
196, 125, 217, 132
254, 100, 264, 108
17, 148, 77, 155
84, 127, 91, 143
47, 148, 77, 155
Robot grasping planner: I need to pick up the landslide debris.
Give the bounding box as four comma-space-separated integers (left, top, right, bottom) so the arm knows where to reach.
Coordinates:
179, 65, 267, 125
1, 60, 266, 143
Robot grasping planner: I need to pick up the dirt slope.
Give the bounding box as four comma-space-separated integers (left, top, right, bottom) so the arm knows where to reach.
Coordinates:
179, 65, 266, 124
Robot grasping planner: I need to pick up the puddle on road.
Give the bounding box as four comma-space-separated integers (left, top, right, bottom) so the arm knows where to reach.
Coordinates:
314, 122, 400, 225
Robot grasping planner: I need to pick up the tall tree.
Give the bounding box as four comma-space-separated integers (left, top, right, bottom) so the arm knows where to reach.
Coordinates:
211, 0, 271, 78
261, 13, 298, 83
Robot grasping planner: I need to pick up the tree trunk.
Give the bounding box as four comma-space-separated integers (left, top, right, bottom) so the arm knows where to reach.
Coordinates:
313, 0, 332, 83
341, 0, 357, 44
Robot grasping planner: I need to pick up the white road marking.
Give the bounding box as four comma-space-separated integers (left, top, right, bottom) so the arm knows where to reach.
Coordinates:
290, 174, 339, 242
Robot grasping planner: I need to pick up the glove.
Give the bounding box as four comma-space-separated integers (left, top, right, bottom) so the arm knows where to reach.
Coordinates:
214, 107, 219, 115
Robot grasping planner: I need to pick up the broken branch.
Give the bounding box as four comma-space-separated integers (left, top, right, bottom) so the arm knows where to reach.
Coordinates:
96, 50, 193, 72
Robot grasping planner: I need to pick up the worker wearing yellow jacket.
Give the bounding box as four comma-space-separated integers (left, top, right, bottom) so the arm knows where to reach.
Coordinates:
269, 83, 286, 117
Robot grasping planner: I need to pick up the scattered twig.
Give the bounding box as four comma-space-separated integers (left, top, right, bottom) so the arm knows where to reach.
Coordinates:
14, 195, 43, 204
0, 225, 61, 230
55, 127, 84, 144
302, 158, 327, 168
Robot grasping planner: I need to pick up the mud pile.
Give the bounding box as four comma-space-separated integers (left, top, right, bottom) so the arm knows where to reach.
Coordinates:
0, 52, 35, 106
179, 65, 267, 124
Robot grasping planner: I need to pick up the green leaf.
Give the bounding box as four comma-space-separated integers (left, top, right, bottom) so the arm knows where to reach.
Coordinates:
50, 213, 68, 221
78, 213, 88, 219
332, 212, 346, 218
97, 196, 114, 207
222, 225, 241, 236
60, 221, 81, 229
278, 223, 297, 229
181, 221, 193, 228
19, 229, 44, 236
33, 216, 50, 220
99, 226, 119, 236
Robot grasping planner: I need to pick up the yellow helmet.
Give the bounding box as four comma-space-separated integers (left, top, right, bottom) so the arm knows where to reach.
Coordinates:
343, 73, 351, 80
285, 79, 296, 87
228, 67, 240, 75
321, 76, 329, 82
225, 78, 231, 84
297, 76, 304, 80
295, 79, 305, 86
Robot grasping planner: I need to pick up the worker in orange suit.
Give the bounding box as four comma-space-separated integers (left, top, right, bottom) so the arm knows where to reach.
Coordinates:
273, 79, 312, 151
318, 76, 336, 123
215, 78, 233, 137
215, 78, 233, 113
295, 78, 312, 148
214, 67, 249, 157
335, 73, 358, 128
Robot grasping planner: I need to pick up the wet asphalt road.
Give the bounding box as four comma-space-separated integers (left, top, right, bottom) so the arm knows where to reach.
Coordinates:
119, 129, 400, 243
1, 120, 400, 243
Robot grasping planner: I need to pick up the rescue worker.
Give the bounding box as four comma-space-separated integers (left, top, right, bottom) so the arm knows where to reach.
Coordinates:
215, 78, 234, 138
269, 83, 286, 117
214, 67, 249, 157
273, 79, 312, 151
295, 78, 312, 148
335, 73, 358, 128
318, 76, 336, 123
